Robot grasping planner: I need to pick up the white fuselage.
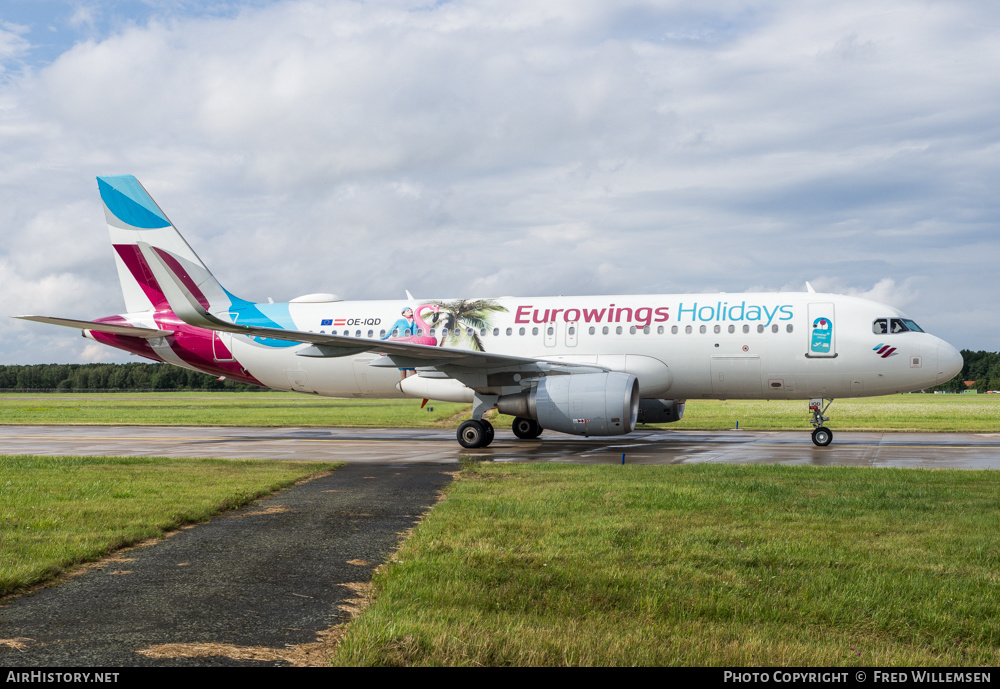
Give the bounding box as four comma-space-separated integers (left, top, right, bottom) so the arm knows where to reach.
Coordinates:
221, 291, 961, 402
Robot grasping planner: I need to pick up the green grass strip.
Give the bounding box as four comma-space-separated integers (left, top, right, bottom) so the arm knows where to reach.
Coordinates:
335, 463, 1000, 666
0, 393, 469, 427
0, 455, 339, 596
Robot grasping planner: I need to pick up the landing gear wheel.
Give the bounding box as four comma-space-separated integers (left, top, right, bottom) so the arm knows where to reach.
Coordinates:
458, 419, 493, 448
811, 426, 833, 447
512, 417, 542, 440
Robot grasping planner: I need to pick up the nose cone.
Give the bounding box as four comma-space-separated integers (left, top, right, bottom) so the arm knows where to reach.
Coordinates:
937, 342, 964, 383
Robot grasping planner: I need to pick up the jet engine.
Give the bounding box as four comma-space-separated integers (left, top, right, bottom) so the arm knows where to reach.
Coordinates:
497, 372, 639, 436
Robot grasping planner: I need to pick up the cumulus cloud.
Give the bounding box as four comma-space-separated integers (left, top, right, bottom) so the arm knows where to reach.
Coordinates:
1, 0, 999, 363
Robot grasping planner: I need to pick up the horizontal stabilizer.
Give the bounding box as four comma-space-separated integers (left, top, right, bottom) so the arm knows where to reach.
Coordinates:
15, 316, 173, 338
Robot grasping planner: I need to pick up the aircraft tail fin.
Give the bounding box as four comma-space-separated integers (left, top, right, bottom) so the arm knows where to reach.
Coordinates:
98, 175, 235, 315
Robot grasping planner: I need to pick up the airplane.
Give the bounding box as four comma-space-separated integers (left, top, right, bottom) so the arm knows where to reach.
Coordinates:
17, 175, 964, 448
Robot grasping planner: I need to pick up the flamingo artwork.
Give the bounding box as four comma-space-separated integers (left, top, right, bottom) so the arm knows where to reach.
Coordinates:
384, 304, 440, 346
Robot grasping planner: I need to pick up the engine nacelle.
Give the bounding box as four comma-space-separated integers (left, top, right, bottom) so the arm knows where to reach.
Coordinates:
637, 398, 686, 424
497, 372, 639, 436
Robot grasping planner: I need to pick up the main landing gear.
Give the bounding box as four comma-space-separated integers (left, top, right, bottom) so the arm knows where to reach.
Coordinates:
457, 392, 499, 449
456, 393, 546, 448
809, 398, 834, 447
512, 417, 543, 440
457, 419, 495, 448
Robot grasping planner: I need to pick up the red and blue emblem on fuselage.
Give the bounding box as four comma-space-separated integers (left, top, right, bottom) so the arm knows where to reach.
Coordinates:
873, 343, 898, 358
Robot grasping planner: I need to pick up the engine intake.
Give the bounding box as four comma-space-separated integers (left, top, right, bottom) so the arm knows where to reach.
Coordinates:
497, 372, 639, 436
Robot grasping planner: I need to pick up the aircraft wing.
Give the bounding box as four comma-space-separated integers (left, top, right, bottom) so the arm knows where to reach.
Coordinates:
14, 315, 173, 338
137, 242, 603, 376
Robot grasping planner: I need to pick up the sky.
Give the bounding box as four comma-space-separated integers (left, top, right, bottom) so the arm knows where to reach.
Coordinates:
1, 0, 997, 364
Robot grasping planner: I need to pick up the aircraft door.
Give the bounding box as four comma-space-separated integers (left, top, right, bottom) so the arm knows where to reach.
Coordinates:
807, 303, 836, 358
213, 312, 238, 362
213, 331, 235, 362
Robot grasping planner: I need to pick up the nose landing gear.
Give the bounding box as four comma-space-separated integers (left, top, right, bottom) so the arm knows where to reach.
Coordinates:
809, 398, 834, 446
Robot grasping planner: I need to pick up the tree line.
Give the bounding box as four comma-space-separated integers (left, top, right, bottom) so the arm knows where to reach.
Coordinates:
0, 363, 262, 392
929, 350, 1000, 393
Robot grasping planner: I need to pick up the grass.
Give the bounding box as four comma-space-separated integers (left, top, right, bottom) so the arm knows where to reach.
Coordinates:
0, 392, 469, 427
334, 462, 1000, 666
0, 392, 997, 432
0, 454, 340, 596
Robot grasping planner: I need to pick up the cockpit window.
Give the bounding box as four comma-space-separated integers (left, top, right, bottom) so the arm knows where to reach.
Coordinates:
874, 317, 924, 334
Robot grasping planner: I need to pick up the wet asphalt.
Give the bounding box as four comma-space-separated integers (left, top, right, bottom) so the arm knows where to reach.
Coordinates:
0, 462, 454, 667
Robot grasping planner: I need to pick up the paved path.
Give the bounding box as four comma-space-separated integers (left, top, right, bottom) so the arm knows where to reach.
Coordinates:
0, 463, 454, 667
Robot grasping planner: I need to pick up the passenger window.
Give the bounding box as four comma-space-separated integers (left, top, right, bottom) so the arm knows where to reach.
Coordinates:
657, 326, 664, 334
519, 327, 525, 336
786, 324, 793, 333
568, 326, 575, 335
493, 328, 499, 336
757, 325, 764, 334
603, 326, 609, 335
672, 326, 678, 334
699, 325, 706, 334
589, 326, 595, 335
743, 324, 749, 334
616, 326, 623, 335
417, 328, 424, 336
355, 330, 361, 337
506, 327, 512, 336
629, 326, 636, 335
728, 325, 735, 334
713, 325, 720, 334
771, 324, 778, 333
367, 329, 373, 338
685, 325, 692, 334
379, 329, 385, 337
532, 327, 539, 335
643, 326, 650, 334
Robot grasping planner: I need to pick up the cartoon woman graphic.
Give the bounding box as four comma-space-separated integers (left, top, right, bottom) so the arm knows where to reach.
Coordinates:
383, 307, 417, 339
382, 304, 440, 378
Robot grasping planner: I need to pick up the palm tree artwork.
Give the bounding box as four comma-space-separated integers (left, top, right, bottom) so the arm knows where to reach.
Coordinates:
428, 299, 508, 351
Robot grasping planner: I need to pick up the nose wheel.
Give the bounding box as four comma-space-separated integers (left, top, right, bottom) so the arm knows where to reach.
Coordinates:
809, 398, 834, 446
811, 426, 833, 446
